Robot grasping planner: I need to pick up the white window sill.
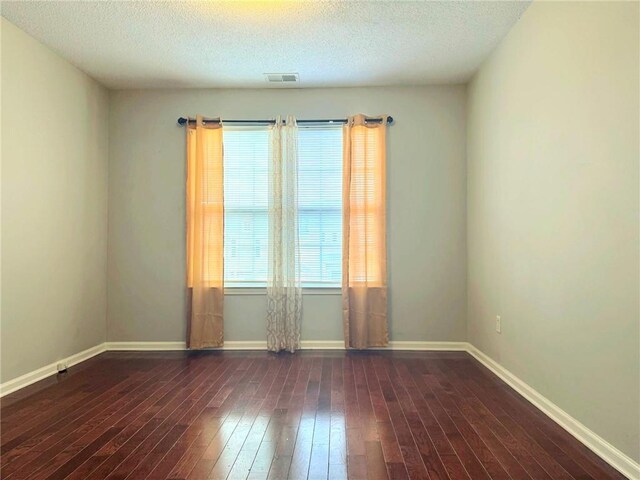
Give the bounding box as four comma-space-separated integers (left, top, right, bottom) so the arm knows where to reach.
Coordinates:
224, 287, 341, 296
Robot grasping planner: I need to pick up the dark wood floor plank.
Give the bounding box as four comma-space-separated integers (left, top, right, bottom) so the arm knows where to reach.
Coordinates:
49, 356, 229, 480
308, 442, 330, 480
1, 368, 132, 452
180, 359, 269, 479
462, 358, 616, 480
0, 350, 627, 480
487, 366, 628, 480
471, 358, 625, 480
387, 357, 451, 480
361, 357, 404, 470
426, 359, 527, 479
0, 355, 124, 420
411, 360, 493, 480
347, 453, 368, 479
422, 365, 512, 480
373, 356, 430, 480
451, 358, 575, 480
343, 356, 366, 467
442, 358, 557, 480
306, 357, 332, 480
462, 360, 591, 479
144, 407, 220, 480
182, 357, 266, 479
3, 359, 182, 479
5, 359, 187, 479
283, 358, 315, 480
289, 414, 315, 479
76, 355, 238, 480
186, 355, 293, 480
213, 357, 299, 480
328, 414, 346, 469
0, 358, 152, 439
328, 461, 348, 480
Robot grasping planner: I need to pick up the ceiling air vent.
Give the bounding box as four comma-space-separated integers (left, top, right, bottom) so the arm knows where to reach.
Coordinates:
265, 73, 299, 84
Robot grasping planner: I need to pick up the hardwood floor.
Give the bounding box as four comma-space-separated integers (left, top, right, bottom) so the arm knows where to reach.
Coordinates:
0, 350, 627, 480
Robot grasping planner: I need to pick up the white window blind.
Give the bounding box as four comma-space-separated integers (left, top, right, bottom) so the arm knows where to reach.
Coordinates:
298, 126, 343, 287
223, 127, 269, 287
222, 125, 343, 288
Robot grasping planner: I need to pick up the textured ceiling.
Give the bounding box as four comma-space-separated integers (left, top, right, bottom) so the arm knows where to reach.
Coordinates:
1, 1, 530, 89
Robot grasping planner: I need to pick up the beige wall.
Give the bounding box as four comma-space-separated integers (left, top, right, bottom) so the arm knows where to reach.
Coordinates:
1, 19, 109, 383
107, 86, 467, 343
467, 1, 639, 462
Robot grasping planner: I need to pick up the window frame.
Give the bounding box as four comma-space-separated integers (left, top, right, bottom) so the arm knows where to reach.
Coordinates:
222, 125, 270, 288
222, 124, 344, 291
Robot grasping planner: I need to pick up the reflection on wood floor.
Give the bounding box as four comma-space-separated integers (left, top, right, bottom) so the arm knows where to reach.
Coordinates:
0, 350, 626, 479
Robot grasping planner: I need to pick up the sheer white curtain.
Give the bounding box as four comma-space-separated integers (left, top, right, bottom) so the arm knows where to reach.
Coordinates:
267, 116, 302, 352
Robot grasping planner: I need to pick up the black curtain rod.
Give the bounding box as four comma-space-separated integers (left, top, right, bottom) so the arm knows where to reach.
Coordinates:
177, 116, 393, 126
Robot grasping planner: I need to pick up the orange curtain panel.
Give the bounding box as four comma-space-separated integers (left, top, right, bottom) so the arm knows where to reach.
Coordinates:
186, 115, 224, 348
342, 114, 389, 349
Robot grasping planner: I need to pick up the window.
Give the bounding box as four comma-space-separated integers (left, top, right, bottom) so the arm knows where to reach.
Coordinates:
298, 127, 343, 287
223, 127, 269, 287
222, 125, 343, 288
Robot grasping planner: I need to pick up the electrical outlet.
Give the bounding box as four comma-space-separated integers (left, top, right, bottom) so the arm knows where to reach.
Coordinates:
496, 315, 502, 334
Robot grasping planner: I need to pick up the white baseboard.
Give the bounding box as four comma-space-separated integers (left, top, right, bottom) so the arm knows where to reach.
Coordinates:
0, 343, 107, 398
467, 344, 640, 480
105, 340, 469, 351
2, 339, 635, 479
106, 341, 186, 351
106, 341, 269, 350
300, 340, 468, 350
301, 340, 343, 349
387, 341, 468, 351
